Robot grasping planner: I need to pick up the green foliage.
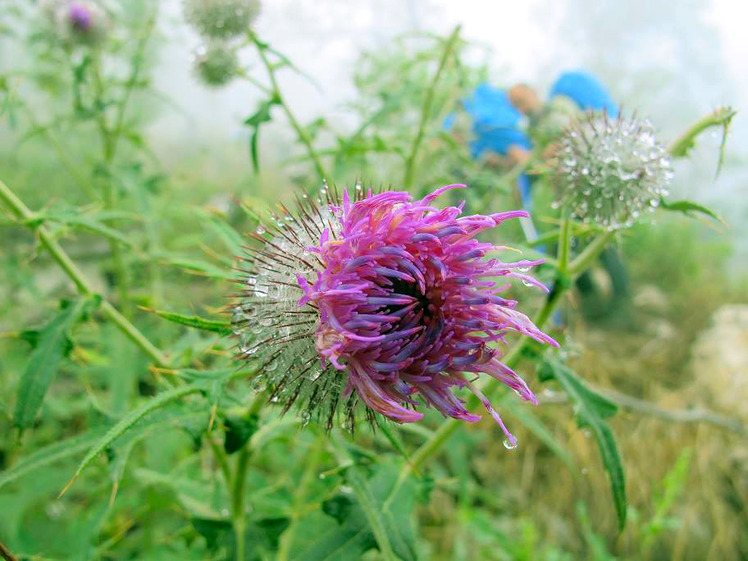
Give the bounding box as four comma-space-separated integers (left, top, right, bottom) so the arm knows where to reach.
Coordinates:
0, 5, 740, 560
539, 356, 627, 531
14, 298, 92, 432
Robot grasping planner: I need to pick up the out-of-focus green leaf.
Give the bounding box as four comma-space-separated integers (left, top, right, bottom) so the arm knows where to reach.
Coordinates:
224, 414, 259, 454
31, 210, 135, 247
659, 198, 724, 224
149, 308, 232, 335
244, 94, 281, 174
667, 106, 736, 176
155, 252, 235, 280
539, 356, 626, 531
299, 449, 417, 561
63, 382, 207, 493
0, 428, 106, 490
14, 299, 89, 432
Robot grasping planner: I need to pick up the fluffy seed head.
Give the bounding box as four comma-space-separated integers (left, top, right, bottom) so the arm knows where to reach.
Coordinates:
232, 185, 557, 443
193, 42, 239, 87
183, 0, 260, 40
553, 113, 674, 229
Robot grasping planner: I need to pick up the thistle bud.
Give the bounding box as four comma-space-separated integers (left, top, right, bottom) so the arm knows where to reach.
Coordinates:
553, 113, 674, 229
53, 1, 110, 47
183, 0, 260, 40
193, 42, 239, 87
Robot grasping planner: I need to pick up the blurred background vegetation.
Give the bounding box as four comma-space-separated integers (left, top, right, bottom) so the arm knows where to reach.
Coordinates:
0, 0, 746, 560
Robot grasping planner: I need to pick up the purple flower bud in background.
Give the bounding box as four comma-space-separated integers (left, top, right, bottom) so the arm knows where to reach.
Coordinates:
68, 2, 93, 31
44, 0, 109, 46
234, 185, 557, 444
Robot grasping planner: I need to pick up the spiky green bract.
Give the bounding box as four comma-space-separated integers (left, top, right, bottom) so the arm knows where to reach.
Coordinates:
194, 42, 239, 87
183, 0, 260, 40
554, 113, 674, 229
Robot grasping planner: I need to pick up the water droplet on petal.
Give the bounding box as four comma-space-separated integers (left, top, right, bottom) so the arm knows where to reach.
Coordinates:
503, 437, 518, 450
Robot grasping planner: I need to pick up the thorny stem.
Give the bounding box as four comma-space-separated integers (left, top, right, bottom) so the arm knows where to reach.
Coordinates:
403, 25, 461, 191
0, 178, 170, 368
252, 35, 329, 181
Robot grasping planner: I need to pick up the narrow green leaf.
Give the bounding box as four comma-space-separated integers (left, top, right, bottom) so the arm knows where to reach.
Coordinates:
62, 383, 206, 494
156, 253, 235, 280
243, 95, 281, 174
196, 210, 246, 256
37, 211, 135, 247
0, 428, 106, 490
14, 299, 88, 431
500, 395, 576, 471
659, 197, 724, 224
150, 309, 232, 335
540, 356, 627, 530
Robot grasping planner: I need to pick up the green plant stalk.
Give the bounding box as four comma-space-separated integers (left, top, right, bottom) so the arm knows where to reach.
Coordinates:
667, 106, 736, 158
90, 52, 133, 315
253, 36, 329, 180
403, 25, 461, 190
407, 224, 609, 473
229, 390, 267, 561
276, 434, 325, 561
0, 178, 169, 368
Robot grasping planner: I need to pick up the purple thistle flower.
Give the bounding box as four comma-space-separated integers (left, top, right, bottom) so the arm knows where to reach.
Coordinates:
234, 185, 557, 443
68, 3, 93, 31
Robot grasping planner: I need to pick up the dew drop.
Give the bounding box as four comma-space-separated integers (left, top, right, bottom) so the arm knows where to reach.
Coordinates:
503, 437, 518, 450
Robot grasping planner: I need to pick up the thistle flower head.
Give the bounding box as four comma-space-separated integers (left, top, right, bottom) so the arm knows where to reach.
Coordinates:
233, 185, 557, 444
183, 0, 260, 40
553, 113, 674, 229
52, 1, 109, 46
193, 42, 239, 87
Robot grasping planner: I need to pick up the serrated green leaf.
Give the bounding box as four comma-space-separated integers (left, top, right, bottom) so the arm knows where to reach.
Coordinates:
0, 428, 107, 490
150, 309, 232, 335
540, 356, 626, 530
63, 382, 207, 493
14, 299, 89, 431
659, 198, 724, 224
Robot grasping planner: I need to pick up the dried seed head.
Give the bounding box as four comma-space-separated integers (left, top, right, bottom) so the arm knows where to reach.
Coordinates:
183, 0, 260, 40
193, 42, 239, 87
233, 185, 557, 442
553, 113, 674, 229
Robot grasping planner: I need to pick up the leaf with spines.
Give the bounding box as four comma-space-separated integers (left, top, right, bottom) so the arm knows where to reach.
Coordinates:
539, 355, 627, 531
147, 308, 232, 335
61, 382, 208, 496
14, 299, 91, 432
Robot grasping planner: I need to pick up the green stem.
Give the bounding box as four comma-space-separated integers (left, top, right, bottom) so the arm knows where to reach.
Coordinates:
276, 434, 325, 561
558, 216, 572, 274
568, 230, 616, 277
403, 25, 461, 191
252, 36, 329, 181
0, 178, 170, 368
232, 445, 251, 561
667, 106, 736, 158
230, 390, 266, 561
90, 53, 132, 315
